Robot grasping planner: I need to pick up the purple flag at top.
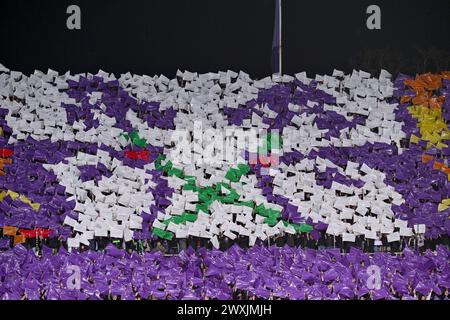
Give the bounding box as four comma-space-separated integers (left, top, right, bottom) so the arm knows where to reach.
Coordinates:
271, 0, 281, 74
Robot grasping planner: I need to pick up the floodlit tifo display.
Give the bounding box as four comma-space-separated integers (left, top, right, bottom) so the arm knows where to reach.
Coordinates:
0, 63, 449, 300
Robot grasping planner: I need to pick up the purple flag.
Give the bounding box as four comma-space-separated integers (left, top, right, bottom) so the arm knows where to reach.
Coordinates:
271, 0, 281, 74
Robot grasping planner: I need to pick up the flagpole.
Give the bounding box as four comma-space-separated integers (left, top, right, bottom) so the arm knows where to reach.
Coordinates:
279, 0, 282, 76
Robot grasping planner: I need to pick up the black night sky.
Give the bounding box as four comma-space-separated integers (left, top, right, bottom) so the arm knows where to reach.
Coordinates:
1, 0, 449, 78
